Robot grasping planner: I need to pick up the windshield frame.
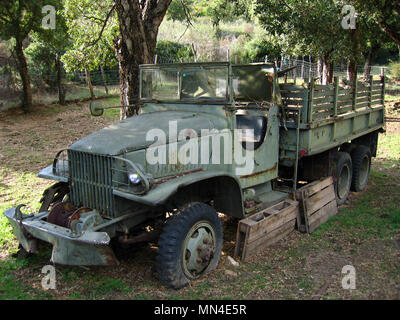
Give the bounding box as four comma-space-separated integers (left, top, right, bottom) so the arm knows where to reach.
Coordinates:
139, 62, 276, 105
139, 62, 231, 104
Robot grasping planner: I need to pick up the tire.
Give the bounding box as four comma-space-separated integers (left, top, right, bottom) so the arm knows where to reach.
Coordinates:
156, 203, 223, 289
334, 152, 353, 206
351, 146, 371, 192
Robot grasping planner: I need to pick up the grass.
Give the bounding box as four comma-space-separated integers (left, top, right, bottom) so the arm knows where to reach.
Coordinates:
0, 91, 399, 300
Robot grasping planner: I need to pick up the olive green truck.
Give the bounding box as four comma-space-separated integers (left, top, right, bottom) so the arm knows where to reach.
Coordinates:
4, 62, 385, 289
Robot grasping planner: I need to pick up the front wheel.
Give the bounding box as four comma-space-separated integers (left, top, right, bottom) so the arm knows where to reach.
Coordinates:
156, 203, 223, 289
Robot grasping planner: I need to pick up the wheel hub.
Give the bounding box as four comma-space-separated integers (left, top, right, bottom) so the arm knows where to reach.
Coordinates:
183, 222, 216, 277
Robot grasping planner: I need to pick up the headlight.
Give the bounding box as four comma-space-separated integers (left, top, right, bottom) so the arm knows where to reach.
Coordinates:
128, 173, 142, 185
112, 155, 152, 195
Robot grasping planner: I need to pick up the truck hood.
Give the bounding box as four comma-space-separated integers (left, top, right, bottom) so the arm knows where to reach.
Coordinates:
69, 110, 228, 155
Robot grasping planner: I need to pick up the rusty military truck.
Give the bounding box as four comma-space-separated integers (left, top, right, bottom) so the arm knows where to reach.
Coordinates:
4, 62, 385, 289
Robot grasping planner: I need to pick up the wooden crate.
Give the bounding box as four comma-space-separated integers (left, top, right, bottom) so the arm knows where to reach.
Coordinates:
234, 198, 299, 262
295, 176, 338, 233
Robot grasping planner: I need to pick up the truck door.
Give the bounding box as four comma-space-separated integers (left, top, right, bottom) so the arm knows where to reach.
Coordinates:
234, 105, 280, 188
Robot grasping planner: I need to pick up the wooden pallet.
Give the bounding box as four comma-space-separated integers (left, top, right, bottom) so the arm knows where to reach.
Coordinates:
234, 198, 299, 262
295, 176, 338, 233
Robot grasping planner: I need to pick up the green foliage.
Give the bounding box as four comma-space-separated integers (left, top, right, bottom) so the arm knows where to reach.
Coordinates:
0, 0, 55, 42
62, 0, 119, 72
167, 0, 194, 22
155, 40, 194, 62
389, 61, 400, 80
25, 42, 58, 89
231, 36, 281, 63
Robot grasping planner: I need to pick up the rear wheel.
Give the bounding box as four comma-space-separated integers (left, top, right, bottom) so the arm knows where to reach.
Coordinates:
156, 203, 223, 289
334, 152, 353, 205
351, 146, 371, 192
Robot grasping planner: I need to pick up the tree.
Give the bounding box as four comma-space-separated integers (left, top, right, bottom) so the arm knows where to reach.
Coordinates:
64, 0, 173, 119
27, 9, 71, 105
62, 0, 119, 100
256, 0, 349, 84
355, 0, 400, 50
114, 0, 172, 118
0, 0, 58, 112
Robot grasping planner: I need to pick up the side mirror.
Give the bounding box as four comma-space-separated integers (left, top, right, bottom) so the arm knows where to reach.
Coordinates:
90, 101, 104, 117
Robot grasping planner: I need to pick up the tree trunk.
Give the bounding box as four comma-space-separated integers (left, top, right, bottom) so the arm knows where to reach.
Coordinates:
347, 58, 358, 83
317, 57, 323, 84
100, 65, 109, 95
56, 55, 66, 105
322, 53, 333, 85
85, 68, 95, 100
347, 28, 361, 84
363, 45, 379, 79
15, 40, 32, 113
115, 0, 172, 120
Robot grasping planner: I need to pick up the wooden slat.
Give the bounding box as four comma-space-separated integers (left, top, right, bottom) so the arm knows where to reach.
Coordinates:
308, 200, 338, 233
242, 220, 295, 261
305, 184, 335, 216
302, 177, 333, 198
280, 85, 306, 91
371, 100, 383, 106
312, 111, 332, 119
357, 96, 370, 104
241, 200, 298, 243
357, 91, 370, 98
315, 84, 334, 90
294, 177, 338, 234
313, 90, 335, 98
338, 93, 353, 101
313, 96, 335, 104
281, 92, 306, 98
338, 107, 353, 115
313, 103, 333, 112
356, 102, 371, 109
338, 88, 353, 95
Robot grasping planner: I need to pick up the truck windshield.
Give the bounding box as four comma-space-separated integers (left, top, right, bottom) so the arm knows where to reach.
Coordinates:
232, 65, 274, 102
141, 65, 228, 101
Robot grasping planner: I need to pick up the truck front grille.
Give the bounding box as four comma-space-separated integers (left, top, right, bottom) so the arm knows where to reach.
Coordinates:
68, 150, 115, 217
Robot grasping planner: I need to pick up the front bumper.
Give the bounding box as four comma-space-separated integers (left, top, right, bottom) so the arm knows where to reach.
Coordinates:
3, 207, 118, 266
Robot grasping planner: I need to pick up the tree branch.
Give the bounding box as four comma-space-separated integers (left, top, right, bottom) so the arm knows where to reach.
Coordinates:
88, 4, 116, 47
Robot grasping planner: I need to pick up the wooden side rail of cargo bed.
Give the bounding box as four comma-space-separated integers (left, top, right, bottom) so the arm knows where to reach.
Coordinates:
279, 73, 385, 125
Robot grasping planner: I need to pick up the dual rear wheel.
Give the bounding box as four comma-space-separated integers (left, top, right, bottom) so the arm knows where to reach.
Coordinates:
334, 145, 372, 205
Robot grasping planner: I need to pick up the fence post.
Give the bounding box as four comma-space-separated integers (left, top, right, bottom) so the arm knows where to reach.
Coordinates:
100, 65, 109, 95
235, 55, 239, 64
293, 61, 297, 84
85, 68, 95, 100
154, 55, 158, 64
301, 56, 305, 80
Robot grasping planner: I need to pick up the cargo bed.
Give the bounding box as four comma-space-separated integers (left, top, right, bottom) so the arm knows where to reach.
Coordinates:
278, 75, 385, 167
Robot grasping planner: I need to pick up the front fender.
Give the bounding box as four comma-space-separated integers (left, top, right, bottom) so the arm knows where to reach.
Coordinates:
113, 170, 244, 216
